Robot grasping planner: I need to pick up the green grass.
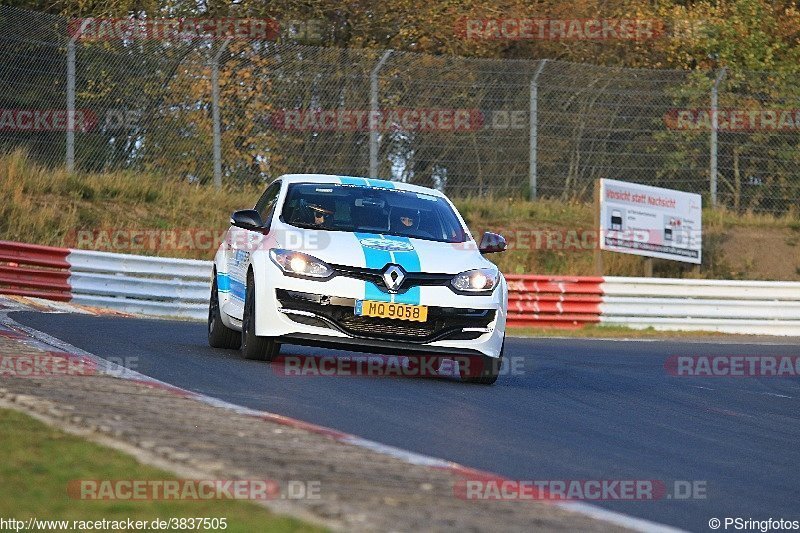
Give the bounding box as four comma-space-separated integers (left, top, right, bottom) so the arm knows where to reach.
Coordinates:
509, 324, 729, 338
0, 408, 324, 532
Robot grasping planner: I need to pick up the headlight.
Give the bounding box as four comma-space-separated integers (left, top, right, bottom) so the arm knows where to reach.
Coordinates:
450, 268, 499, 294
269, 249, 333, 279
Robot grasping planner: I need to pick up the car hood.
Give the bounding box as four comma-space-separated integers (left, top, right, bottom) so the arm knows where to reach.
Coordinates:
273, 226, 496, 275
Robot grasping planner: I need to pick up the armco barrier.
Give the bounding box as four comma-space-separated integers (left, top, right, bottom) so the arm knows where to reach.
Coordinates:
0, 242, 71, 301
600, 277, 800, 336
1, 241, 799, 335
0, 241, 212, 320
505, 275, 603, 328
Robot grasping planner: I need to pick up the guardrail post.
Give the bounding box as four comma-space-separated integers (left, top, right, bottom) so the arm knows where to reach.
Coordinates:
211, 38, 232, 189
709, 67, 727, 208
369, 50, 392, 178
529, 59, 547, 200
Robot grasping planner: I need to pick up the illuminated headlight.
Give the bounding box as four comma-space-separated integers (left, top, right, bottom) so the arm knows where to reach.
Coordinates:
269, 249, 333, 279
450, 268, 499, 294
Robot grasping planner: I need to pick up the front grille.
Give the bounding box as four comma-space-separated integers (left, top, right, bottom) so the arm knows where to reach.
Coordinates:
276, 289, 494, 343
337, 314, 436, 339
330, 264, 452, 294
285, 313, 329, 329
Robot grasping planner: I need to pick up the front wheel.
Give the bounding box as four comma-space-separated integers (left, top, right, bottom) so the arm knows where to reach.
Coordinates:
241, 271, 280, 361
460, 342, 503, 385
208, 271, 241, 349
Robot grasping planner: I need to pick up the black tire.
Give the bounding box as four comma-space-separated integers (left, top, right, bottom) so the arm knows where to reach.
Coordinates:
241, 271, 280, 361
208, 271, 241, 349
460, 341, 503, 385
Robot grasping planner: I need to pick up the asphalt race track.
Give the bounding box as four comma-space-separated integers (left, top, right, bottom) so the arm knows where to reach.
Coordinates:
14, 311, 800, 532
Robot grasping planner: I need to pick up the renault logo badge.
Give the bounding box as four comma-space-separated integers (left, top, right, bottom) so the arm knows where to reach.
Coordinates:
382, 265, 406, 293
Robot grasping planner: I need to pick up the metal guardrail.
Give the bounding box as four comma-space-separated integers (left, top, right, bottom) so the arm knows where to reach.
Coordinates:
0, 241, 72, 300
600, 276, 800, 335
1, 241, 799, 335
67, 250, 212, 320
505, 275, 603, 328
603, 276, 800, 301
0, 241, 212, 320
68, 249, 212, 278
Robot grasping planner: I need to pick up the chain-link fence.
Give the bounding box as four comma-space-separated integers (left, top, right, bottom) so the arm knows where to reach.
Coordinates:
2, 5, 799, 214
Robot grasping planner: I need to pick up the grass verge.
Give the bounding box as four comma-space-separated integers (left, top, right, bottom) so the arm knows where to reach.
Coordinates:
509, 324, 728, 338
0, 408, 323, 532
2, 148, 798, 279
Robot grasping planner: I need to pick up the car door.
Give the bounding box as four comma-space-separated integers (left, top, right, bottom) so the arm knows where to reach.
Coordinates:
222, 180, 282, 321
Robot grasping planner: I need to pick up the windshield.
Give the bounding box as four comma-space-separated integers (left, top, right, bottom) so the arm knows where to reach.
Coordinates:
280, 183, 468, 243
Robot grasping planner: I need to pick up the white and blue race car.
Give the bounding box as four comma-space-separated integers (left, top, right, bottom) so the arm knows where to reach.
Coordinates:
208, 174, 508, 384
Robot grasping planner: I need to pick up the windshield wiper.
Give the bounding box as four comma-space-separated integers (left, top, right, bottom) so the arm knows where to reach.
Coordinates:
289, 222, 324, 230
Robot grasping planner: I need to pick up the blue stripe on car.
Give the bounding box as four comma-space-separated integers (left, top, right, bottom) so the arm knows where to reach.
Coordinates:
339, 176, 370, 186
353, 233, 421, 305
339, 176, 395, 190
386, 236, 421, 305
217, 273, 230, 292
339, 176, 421, 306
354, 232, 393, 303
216, 272, 245, 301
229, 278, 246, 301
366, 178, 395, 189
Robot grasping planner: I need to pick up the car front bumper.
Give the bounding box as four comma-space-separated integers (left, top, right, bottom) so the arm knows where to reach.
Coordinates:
242, 258, 507, 358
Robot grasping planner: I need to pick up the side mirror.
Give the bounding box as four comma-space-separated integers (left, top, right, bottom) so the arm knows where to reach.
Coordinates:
478, 232, 507, 254
231, 209, 264, 231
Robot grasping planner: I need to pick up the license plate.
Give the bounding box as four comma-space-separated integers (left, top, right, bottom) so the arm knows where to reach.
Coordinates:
355, 300, 428, 322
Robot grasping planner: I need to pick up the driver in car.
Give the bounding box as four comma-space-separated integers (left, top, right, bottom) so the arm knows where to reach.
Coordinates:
310, 204, 334, 226
392, 208, 419, 232
291, 198, 334, 227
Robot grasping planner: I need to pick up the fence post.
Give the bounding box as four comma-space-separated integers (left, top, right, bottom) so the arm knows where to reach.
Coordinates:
65, 20, 93, 173
710, 67, 727, 207
369, 50, 392, 178
66, 39, 75, 173
211, 38, 232, 189
529, 59, 548, 200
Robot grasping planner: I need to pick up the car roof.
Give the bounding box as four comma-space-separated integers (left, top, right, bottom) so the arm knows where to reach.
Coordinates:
278, 174, 447, 198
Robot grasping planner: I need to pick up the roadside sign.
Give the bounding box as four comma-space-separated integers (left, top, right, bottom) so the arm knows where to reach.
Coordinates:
598, 179, 702, 264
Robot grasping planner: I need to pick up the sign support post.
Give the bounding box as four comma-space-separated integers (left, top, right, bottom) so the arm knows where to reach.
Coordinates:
594, 179, 603, 275
644, 257, 654, 277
